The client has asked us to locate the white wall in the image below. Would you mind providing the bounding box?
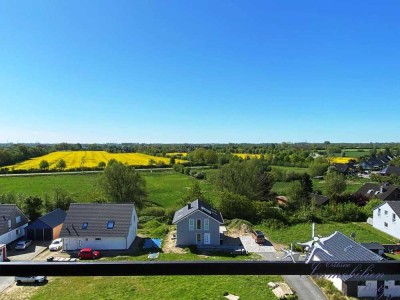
[0,224,27,245]
[372,203,400,239]
[384,280,400,298]
[358,281,377,298]
[327,276,343,292]
[63,237,127,250]
[126,208,138,249]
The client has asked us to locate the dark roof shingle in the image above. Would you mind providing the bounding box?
[172,199,223,224]
[60,203,136,238]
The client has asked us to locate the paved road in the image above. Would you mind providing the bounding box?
[284,275,327,300]
[242,238,327,300]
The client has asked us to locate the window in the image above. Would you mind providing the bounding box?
[189,219,194,231]
[393,213,396,223]
[107,221,115,229]
[196,219,201,230]
[385,210,388,215]
[16,216,21,223]
[378,208,381,216]
[358,281,366,286]
[8,220,11,231]
[16,229,20,235]
[95,238,101,240]
[384,222,388,228]
[204,219,209,231]
[82,222,88,229]
[395,280,400,286]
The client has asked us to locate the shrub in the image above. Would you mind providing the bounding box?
[141,207,166,217]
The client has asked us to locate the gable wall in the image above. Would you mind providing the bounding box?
[373,203,400,239]
[176,210,220,246]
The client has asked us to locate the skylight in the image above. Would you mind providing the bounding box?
[82,222,88,229]
[107,221,115,229]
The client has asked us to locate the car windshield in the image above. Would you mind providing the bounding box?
[53,241,60,244]
[17,242,24,245]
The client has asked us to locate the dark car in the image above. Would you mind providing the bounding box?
[78,248,101,260]
[252,230,265,244]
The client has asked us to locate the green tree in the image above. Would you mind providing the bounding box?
[98,160,147,208]
[22,196,43,220]
[204,149,218,165]
[39,160,50,171]
[363,199,384,218]
[56,159,66,171]
[324,171,346,199]
[219,191,255,221]
[179,182,212,206]
[98,161,106,169]
[309,158,329,177]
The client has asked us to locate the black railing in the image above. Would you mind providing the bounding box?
[2,261,400,277]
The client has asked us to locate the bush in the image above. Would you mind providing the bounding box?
[140,207,166,217]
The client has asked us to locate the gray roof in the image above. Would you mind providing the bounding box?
[311,194,330,206]
[382,201,400,217]
[360,242,385,251]
[60,203,136,238]
[301,231,383,263]
[0,204,29,235]
[172,199,223,224]
[381,166,400,176]
[38,209,66,228]
[354,183,400,201]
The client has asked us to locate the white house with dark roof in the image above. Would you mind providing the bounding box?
[372,201,400,240]
[172,199,223,246]
[298,231,400,299]
[60,203,138,250]
[0,204,29,245]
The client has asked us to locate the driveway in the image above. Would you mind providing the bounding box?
[240,236,276,253]
[0,241,48,293]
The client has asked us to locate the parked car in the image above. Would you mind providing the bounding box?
[252,230,265,244]
[78,248,101,260]
[15,240,32,250]
[15,276,47,284]
[49,238,63,251]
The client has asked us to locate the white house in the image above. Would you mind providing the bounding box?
[299,231,400,299]
[0,204,29,245]
[372,201,400,240]
[60,203,138,251]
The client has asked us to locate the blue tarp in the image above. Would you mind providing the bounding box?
[143,238,162,249]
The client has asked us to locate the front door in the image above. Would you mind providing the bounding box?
[204,233,210,245]
[196,233,202,245]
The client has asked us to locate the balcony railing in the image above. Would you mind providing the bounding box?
[1,261,400,277]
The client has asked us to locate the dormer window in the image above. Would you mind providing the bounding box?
[107,221,115,229]
[82,222,88,229]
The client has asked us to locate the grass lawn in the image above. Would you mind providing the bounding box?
[273,179,364,195]
[30,252,280,300]
[32,274,281,300]
[0,172,220,208]
[0,173,99,202]
[271,165,310,174]
[257,222,397,246]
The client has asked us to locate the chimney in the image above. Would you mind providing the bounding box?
[380,185,385,193]
[187,202,191,209]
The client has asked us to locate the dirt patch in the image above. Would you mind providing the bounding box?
[162,229,188,254]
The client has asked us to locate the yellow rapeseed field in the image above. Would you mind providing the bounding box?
[6,151,186,171]
[328,157,358,164]
[234,153,265,159]
[166,152,188,157]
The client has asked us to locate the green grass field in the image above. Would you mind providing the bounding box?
[0,171,220,208]
[257,222,397,246]
[271,165,310,174]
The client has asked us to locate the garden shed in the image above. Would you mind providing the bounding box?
[26,209,66,241]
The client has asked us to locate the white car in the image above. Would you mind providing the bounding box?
[15,276,47,284]
[49,238,63,251]
[15,240,32,250]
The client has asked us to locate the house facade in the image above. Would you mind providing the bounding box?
[60,203,138,251]
[0,204,29,245]
[26,208,66,241]
[298,231,400,299]
[172,199,223,246]
[372,201,400,240]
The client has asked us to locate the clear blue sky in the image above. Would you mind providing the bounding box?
[1,1,399,143]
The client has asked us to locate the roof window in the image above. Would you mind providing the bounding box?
[82,222,88,230]
[107,221,115,229]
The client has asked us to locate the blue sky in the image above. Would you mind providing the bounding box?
[0,1,399,143]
